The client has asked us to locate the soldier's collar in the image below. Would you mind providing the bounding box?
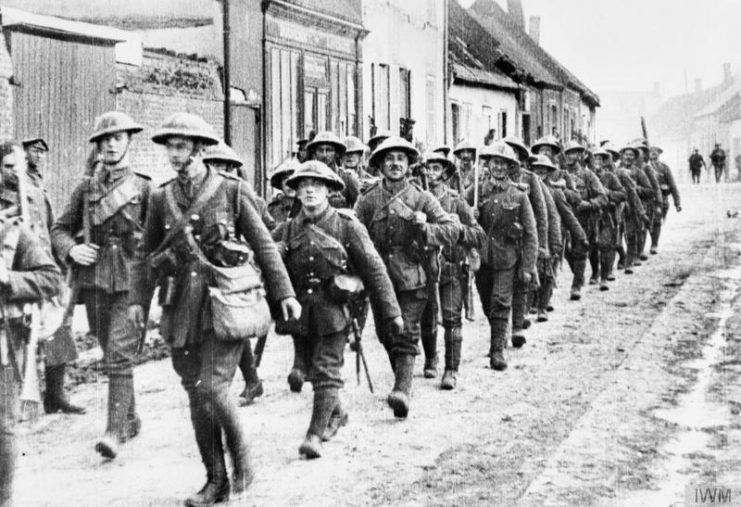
[298,202,332,224]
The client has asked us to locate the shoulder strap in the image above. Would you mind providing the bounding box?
[153,175,224,257]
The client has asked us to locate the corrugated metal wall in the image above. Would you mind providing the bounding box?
[10,30,116,211]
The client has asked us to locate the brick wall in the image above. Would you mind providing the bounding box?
[0,28,14,139]
[115,50,225,184]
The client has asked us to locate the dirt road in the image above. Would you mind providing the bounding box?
[13,183,741,506]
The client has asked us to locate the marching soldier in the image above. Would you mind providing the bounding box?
[354,136,457,418]
[531,135,562,166]
[128,112,300,505]
[452,140,477,191]
[342,136,377,191]
[418,152,485,389]
[306,131,361,209]
[530,155,579,320]
[635,142,663,261]
[504,137,548,345]
[472,142,537,370]
[0,141,63,507]
[648,146,681,254]
[618,144,653,274]
[273,161,401,458]
[589,148,627,289]
[561,141,607,300]
[202,142,272,407]
[51,111,152,458]
[267,158,300,225]
[710,143,727,183]
[0,140,84,416]
[688,148,706,184]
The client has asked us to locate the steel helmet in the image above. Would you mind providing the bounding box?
[306,131,346,157]
[453,139,477,158]
[343,136,367,155]
[503,136,530,162]
[619,143,639,156]
[563,140,586,154]
[650,145,663,154]
[531,135,561,155]
[22,137,49,151]
[369,136,420,168]
[151,112,220,146]
[423,151,455,175]
[602,142,621,161]
[530,154,558,171]
[432,145,452,158]
[479,141,519,164]
[89,111,144,143]
[285,160,345,192]
[269,157,301,189]
[202,142,243,167]
[590,146,611,160]
[368,129,392,151]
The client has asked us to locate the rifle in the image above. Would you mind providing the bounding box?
[349,300,373,393]
[15,153,42,421]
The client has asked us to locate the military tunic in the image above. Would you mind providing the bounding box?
[267,192,295,225]
[0,221,63,506]
[274,206,400,388]
[354,179,457,357]
[51,166,151,375]
[592,169,626,281]
[621,164,653,268]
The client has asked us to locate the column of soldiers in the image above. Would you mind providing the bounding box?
[0,112,684,505]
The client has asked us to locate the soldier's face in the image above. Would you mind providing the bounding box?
[532,165,549,179]
[314,144,337,166]
[298,147,308,162]
[650,150,659,161]
[565,150,581,166]
[296,177,329,209]
[166,136,198,172]
[458,151,475,170]
[98,132,131,165]
[343,152,361,169]
[207,161,230,173]
[537,146,554,159]
[381,150,409,181]
[622,150,636,166]
[593,155,604,171]
[483,156,509,180]
[26,144,47,170]
[427,162,445,182]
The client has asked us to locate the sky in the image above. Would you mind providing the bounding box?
[460,0,741,99]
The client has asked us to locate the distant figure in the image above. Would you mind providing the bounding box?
[483,129,496,146]
[688,148,705,184]
[710,143,726,183]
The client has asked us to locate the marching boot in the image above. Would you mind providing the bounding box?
[570,259,586,301]
[511,328,526,348]
[489,321,507,371]
[44,364,86,415]
[185,392,230,507]
[287,336,307,393]
[387,355,415,418]
[322,399,349,442]
[440,328,462,390]
[650,222,660,255]
[421,328,438,379]
[299,388,338,459]
[537,308,548,322]
[95,373,133,459]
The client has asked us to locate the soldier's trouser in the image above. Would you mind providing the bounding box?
[714,164,724,183]
[475,264,515,348]
[651,201,669,249]
[565,237,589,290]
[624,215,642,268]
[43,326,78,367]
[421,277,464,362]
[536,257,557,311]
[591,224,618,281]
[512,274,532,331]
[691,169,701,184]
[373,288,427,358]
[0,331,23,507]
[295,330,347,390]
[239,340,259,385]
[638,201,654,255]
[172,336,245,483]
[82,290,137,376]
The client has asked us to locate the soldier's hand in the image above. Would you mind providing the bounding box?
[413,211,427,225]
[390,316,404,335]
[280,297,302,321]
[70,243,99,266]
[676,205,682,213]
[519,270,533,284]
[127,304,146,331]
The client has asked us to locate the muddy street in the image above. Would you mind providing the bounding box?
[13,182,741,506]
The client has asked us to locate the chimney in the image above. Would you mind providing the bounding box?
[529,16,540,44]
[724,63,732,83]
[507,0,525,30]
[695,78,703,94]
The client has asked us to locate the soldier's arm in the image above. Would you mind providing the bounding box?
[644,165,663,204]
[50,181,86,263]
[617,171,644,217]
[634,170,654,199]
[527,173,549,252]
[666,166,681,207]
[455,196,486,250]
[347,220,401,321]
[554,190,587,244]
[605,173,627,205]
[4,225,63,301]
[129,189,165,307]
[419,192,458,247]
[541,184,563,254]
[271,222,288,258]
[518,194,538,276]
[343,171,361,208]
[586,171,608,209]
[235,183,295,304]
